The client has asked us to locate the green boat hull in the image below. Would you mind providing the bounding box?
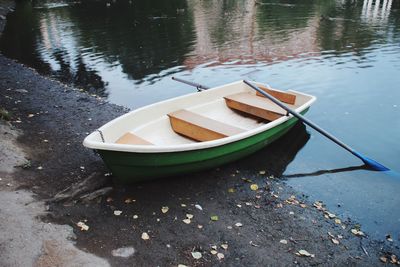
[97,109,308,184]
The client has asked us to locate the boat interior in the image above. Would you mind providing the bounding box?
[107,82,312,147]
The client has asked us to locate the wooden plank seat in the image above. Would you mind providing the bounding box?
[256,85,297,105]
[115,132,152,145]
[168,109,246,142]
[224,93,291,121]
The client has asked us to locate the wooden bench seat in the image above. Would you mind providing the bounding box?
[256,85,297,105]
[224,93,290,121]
[115,132,152,145]
[168,109,245,142]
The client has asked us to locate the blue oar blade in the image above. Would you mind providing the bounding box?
[353,151,390,171]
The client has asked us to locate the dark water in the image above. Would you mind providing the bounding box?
[1,0,399,241]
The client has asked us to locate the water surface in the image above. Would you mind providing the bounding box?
[1,0,399,241]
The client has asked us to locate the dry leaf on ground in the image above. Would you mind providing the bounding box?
[114,210,122,216]
[161,206,169,213]
[191,251,202,259]
[141,232,150,240]
[250,184,259,191]
[76,221,89,231]
[182,219,191,224]
[210,215,219,221]
[296,249,315,258]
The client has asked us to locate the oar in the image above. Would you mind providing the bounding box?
[172,77,210,91]
[171,77,390,171]
[243,80,389,171]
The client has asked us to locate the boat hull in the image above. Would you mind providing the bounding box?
[97,109,308,184]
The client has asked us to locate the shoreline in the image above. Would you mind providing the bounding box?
[0,1,398,266]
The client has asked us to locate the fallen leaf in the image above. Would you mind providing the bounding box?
[191,251,202,259]
[183,219,191,224]
[210,250,218,255]
[197,224,203,229]
[249,241,260,247]
[386,234,393,242]
[195,204,203,211]
[114,210,122,216]
[380,256,388,263]
[161,206,169,213]
[210,215,219,221]
[241,177,252,183]
[181,203,187,207]
[186,214,194,219]
[280,239,288,244]
[390,254,398,263]
[211,245,217,250]
[228,188,235,193]
[76,221,89,231]
[327,212,336,219]
[297,249,314,258]
[141,232,150,240]
[331,238,340,245]
[313,201,324,210]
[217,253,224,260]
[259,170,266,175]
[235,222,243,227]
[300,203,307,208]
[351,229,365,236]
[250,184,259,191]
[334,218,342,224]
[124,198,134,204]
[221,244,228,250]
[27,114,35,118]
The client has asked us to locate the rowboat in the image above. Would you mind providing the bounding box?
[83,80,316,183]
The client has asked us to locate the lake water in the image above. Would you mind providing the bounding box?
[1,0,399,241]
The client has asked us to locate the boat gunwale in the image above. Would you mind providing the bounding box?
[83,81,316,153]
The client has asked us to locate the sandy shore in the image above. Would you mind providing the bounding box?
[0,1,398,266]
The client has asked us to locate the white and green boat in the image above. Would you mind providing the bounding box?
[83,80,316,184]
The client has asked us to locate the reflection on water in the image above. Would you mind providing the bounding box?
[362,0,393,24]
[2,0,399,102]
[1,0,400,241]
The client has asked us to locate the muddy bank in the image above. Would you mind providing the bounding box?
[0,3,399,267]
